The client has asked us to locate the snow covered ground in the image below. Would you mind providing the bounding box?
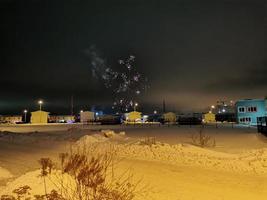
[0,124,267,199]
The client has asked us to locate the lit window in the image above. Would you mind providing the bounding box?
[239,117,251,123]
[247,106,257,112]
[238,107,245,113]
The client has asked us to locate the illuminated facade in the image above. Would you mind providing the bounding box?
[0,115,22,124]
[203,112,216,123]
[80,111,95,123]
[31,111,49,124]
[126,111,142,122]
[163,112,177,123]
[49,115,75,123]
[235,99,267,125]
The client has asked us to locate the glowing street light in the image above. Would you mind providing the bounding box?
[154,110,157,114]
[23,109,27,123]
[80,110,84,113]
[134,103,138,111]
[211,105,215,109]
[38,100,43,111]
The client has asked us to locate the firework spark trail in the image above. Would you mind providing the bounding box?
[88,46,149,112]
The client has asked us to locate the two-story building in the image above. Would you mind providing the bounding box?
[235,99,267,125]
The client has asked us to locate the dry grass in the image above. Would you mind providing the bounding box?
[1,144,146,200]
[191,127,216,148]
[139,137,156,146]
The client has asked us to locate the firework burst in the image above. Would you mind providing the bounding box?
[88,47,149,113]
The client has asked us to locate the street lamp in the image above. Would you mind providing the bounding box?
[134,103,138,111]
[38,100,43,111]
[154,110,157,114]
[23,109,27,123]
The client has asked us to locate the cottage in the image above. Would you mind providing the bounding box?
[163,112,177,123]
[203,112,216,123]
[127,111,142,122]
[31,111,49,124]
[80,111,95,123]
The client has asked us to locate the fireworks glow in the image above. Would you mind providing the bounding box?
[88,46,149,113]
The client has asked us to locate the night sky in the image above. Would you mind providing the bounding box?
[1,0,266,114]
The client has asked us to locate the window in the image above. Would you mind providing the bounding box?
[239,117,251,123]
[238,107,245,113]
[247,106,257,112]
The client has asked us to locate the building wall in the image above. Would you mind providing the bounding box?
[49,115,75,123]
[0,116,22,124]
[235,99,267,125]
[31,111,49,124]
[203,112,216,123]
[163,112,177,122]
[80,111,95,123]
[127,111,142,122]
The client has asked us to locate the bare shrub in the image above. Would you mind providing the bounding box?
[0,195,16,200]
[53,145,143,200]
[0,185,31,200]
[39,158,54,196]
[34,190,65,200]
[57,145,143,200]
[191,127,216,148]
[13,185,31,200]
[139,137,156,146]
[1,145,145,200]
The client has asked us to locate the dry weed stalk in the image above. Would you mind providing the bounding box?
[191,127,216,148]
[1,144,146,200]
[57,144,143,200]
[139,137,156,146]
[39,158,54,197]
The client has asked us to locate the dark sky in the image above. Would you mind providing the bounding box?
[1,0,266,114]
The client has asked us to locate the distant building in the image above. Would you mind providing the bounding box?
[80,111,95,123]
[235,99,267,125]
[163,112,177,123]
[31,111,49,124]
[49,115,75,123]
[203,112,216,123]
[126,111,142,122]
[0,115,22,124]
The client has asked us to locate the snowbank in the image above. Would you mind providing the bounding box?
[74,134,267,174]
[0,170,74,197]
[0,167,12,180]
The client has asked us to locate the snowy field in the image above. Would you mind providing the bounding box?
[0,124,267,199]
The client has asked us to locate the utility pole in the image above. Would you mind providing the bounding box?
[70,95,74,116]
[163,99,166,113]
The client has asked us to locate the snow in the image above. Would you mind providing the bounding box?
[0,124,267,199]
[0,167,12,181]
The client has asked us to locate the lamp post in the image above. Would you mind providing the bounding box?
[38,100,43,111]
[210,105,215,113]
[134,103,138,111]
[23,109,27,123]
